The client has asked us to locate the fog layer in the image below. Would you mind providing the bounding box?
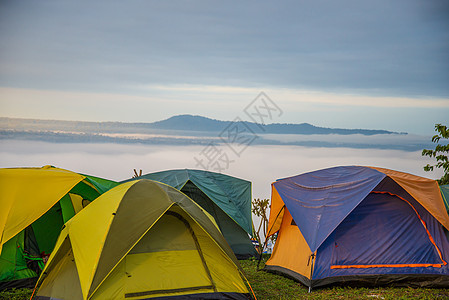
[0,140,441,199]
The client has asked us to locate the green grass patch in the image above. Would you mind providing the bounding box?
[240,257,449,300]
[0,288,33,300]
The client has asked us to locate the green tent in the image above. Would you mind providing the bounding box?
[123,169,257,259]
[0,166,118,290]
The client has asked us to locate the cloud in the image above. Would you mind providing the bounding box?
[142,84,449,109]
[0,140,443,200]
[1,1,448,136]
[0,1,448,98]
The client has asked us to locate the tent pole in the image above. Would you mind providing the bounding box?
[308,253,315,293]
[257,205,285,270]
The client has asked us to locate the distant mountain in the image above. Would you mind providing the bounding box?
[0,115,402,136]
[147,115,400,135]
[149,115,229,132]
[2,116,431,151]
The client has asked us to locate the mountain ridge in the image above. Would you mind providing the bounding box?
[144,114,402,135]
[0,114,404,136]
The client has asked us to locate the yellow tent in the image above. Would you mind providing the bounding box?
[0,166,117,289]
[33,179,250,300]
[1,166,83,253]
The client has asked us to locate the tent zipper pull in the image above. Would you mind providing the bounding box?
[307,253,315,266]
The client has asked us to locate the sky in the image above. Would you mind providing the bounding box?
[1,1,448,135]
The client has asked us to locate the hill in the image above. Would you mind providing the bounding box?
[0,115,401,136]
[146,115,399,135]
[1,116,429,151]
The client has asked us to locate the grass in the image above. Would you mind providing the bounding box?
[2,258,449,300]
[240,257,449,300]
[0,288,33,300]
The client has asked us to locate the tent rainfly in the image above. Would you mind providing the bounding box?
[265,166,449,289]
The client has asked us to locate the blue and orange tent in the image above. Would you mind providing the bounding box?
[265,166,449,289]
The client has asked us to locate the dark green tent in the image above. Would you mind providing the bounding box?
[123,169,257,259]
[441,185,449,215]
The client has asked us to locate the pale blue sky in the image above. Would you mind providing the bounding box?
[1,0,448,135]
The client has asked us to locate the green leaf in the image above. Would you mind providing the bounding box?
[424,124,448,183]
